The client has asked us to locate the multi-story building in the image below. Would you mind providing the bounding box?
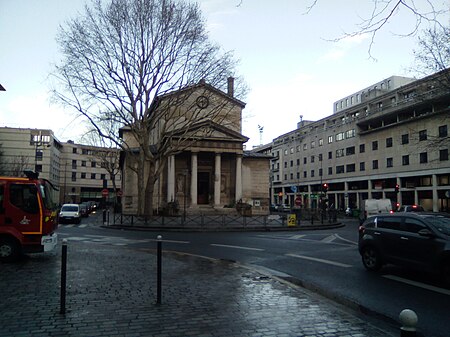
[0,127,121,205]
[264,69,450,212]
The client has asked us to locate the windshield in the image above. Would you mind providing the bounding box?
[39,181,57,211]
[61,205,79,212]
[426,216,450,236]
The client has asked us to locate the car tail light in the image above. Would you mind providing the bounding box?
[389,210,394,214]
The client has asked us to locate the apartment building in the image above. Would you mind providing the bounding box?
[0,127,121,205]
[264,69,450,212]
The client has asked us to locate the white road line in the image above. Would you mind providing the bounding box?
[334,234,358,245]
[290,234,306,240]
[383,275,450,296]
[286,253,352,268]
[321,234,337,243]
[148,239,190,244]
[211,244,265,251]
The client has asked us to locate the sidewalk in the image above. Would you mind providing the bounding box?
[0,240,398,337]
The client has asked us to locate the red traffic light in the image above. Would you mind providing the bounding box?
[322,183,329,192]
[395,184,400,193]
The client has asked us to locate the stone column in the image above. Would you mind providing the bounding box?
[396,177,402,207]
[235,155,242,202]
[214,153,221,206]
[432,174,438,212]
[307,185,312,209]
[167,155,175,202]
[368,179,372,199]
[190,152,198,206]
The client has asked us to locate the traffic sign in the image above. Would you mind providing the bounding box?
[102,188,109,197]
[295,196,302,206]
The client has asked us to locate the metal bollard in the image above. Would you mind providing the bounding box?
[156,235,162,305]
[399,309,418,337]
[60,239,68,315]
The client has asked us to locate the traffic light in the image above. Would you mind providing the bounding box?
[322,183,328,193]
[395,184,400,193]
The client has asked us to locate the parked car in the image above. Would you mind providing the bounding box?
[359,198,393,223]
[276,204,291,212]
[59,204,81,224]
[79,203,89,217]
[358,212,450,286]
[397,205,425,212]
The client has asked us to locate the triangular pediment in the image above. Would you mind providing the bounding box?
[170,120,249,143]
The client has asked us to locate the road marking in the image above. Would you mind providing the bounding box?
[286,253,352,268]
[383,275,450,296]
[321,234,337,243]
[290,234,306,239]
[211,244,265,251]
[148,239,190,244]
[334,234,358,245]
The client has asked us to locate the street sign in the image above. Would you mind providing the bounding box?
[288,214,297,227]
[102,188,109,197]
[295,196,302,206]
[291,185,297,193]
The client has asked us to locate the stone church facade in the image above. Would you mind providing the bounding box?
[120,78,271,215]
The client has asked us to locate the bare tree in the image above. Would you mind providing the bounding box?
[305,0,449,57]
[52,0,247,216]
[81,126,121,200]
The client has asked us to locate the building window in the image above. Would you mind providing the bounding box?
[81,161,86,167]
[319,138,323,146]
[372,160,378,169]
[71,172,77,182]
[328,135,333,144]
[359,144,365,153]
[284,174,287,180]
[290,173,293,179]
[72,148,77,154]
[318,153,323,161]
[346,146,355,156]
[284,149,288,155]
[304,157,307,164]
[311,141,315,148]
[35,164,42,172]
[346,164,355,172]
[440,149,449,161]
[296,159,300,165]
[72,160,77,169]
[336,165,345,174]
[439,125,448,138]
[336,149,344,158]
[401,134,409,144]
[336,132,345,141]
[91,173,96,179]
[328,151,332,159]
[81,172,86,179]
[386,137,393,148]
[311,156,315,163]
[311,170,315,177]
[419,152,428,163]
[303,171,307,178]
[328,167,333,175]
[386,158,393,168]
[372,141,378,150]
[360,162,365,171]
[419,130,427,141]
[346,129,355,138]
[402,155,409,166]
[303,144,307,150]
[290,160,293,167]
[297,172,300,179]
[284,162,287,168]
[91,161,96,168]
[35,150,43,162]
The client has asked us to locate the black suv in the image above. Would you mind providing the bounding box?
[358,213,450,285]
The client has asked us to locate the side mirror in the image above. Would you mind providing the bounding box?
[418,229,435,238]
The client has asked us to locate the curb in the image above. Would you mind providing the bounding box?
[101,222,345,232]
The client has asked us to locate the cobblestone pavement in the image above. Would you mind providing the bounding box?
[0,240,398,337]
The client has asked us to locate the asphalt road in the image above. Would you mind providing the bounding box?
[58,214,450,337]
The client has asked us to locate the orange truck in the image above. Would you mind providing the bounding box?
[0,170,58,262]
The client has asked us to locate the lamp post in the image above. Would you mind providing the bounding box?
[182,169,189,223]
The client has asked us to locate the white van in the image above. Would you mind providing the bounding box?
[360,199,393,223]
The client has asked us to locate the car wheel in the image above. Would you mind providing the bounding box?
[0,237,21,262]
[361,246,382,271]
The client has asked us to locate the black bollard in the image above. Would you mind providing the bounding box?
[156,235,162,305]
[60,239,68,315]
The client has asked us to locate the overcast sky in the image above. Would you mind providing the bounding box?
[1,0,448,148]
